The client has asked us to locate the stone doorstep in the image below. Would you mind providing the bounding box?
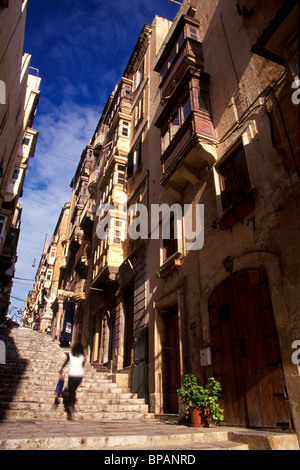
[228,429,300,451]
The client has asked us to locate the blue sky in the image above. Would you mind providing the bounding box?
[10,0,180,315]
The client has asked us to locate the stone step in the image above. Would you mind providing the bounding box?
[0,375,115,385]
[0,422,246,450]
[0,409,153,421]
[0,385,133,396]
[0,401,149,412]
[0,390,140,401]
[0,328,151,425]
[0,395,148,410]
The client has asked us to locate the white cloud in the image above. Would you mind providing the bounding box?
[10,98,100,309]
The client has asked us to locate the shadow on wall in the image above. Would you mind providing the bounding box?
[0,327,29,422]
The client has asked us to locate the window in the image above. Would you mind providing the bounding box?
[161,94,192,153]
[121,121,130,137]
[0,215,6,236]
[117,164,126,185]
[163,215,178,261]
[22,134,31,146]
[188,26,199,41]
[12,168,20,181]
[127,140,142,178]
[132,60,144,92]
[218,145,251,211]
[182,96,191,121]
[171,110,180,139]
[134,92,144,128]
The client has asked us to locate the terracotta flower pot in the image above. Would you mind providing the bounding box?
[190,407,210,428]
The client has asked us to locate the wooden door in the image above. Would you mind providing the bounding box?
[123,284,134,368]
[133,327,148,401]
[209,270,291,429]
[165,306,181,413]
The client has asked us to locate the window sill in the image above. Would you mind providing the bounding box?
[157,252,182,279]
[218,193,255,231]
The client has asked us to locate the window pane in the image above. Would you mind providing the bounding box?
[12,169,20,180]
[183,96,191,121]
[171,110,180,139]
[169,45,176,65]
[161,61,169,80]
[198,92,209,111]
[219,146,250,210]
[162,129,170,152]
[188,27,198,41]
[178,30,184,50]
[163,216,178,260]
[232,148,251,196]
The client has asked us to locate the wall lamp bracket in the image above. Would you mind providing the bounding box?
[236,3,251,18]
[222,256,234,275]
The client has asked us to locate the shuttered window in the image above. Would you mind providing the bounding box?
[126,140,142,179]
[219,145,251,211]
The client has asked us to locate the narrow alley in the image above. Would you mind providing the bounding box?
[0,327,298,451]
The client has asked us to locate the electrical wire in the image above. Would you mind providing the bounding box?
[196,71,288,149]
[0,136,80,163]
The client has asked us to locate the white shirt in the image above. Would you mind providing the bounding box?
[68,353,85,377]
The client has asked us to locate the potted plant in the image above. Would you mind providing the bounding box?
[177,373,224,427]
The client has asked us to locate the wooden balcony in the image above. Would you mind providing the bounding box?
[69,225,84,252]
[159,38,204,102]
[73,278,87,303]
[159,109,217,199]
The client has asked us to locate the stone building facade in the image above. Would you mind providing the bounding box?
[30,0,299,439]
[0,0,40,320]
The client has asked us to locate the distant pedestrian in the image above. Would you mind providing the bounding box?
[59,343,85,420]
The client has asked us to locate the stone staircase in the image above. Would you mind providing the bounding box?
[1,327,299,450]
[0,327,150,421]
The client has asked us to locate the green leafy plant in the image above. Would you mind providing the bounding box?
[156,269,162,279]
[177,373,224,425]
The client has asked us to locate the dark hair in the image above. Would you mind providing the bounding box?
[71,343,84,357]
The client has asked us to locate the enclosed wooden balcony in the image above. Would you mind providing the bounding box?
[155,70,217,200]
[155,15,204,102]
[73,278,87,303]
[157,37,204,102]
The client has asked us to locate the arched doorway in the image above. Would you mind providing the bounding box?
[208,269,292,429]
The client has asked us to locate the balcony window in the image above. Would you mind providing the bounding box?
[22,134,31,146]
[160,28,188,81]
[188,26,199,41]
[12,168,20,181]
[117,164,126,185]
[0,215,6,237]
[161,94,191,153]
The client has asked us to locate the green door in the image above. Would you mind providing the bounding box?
[133,327,148,402]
